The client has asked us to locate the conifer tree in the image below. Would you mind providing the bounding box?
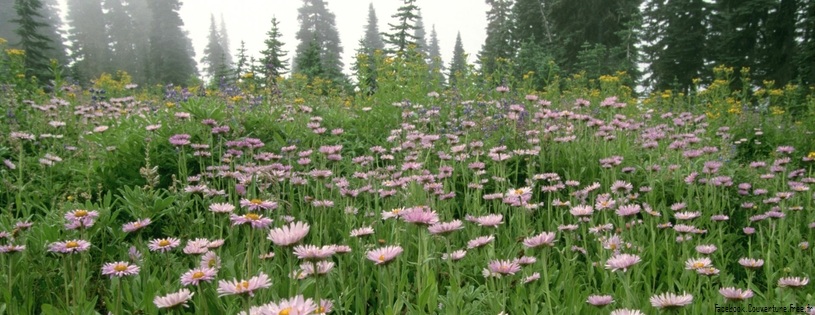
[643,0,708,92]
[294,0,344,82]
[295,34,324,81]
[428,24,445,85]
[147,0,197,85]
[1,0,20,45]
[219,13,233,68]
[414,10,427,56]
[11,0,53,81]
[363,2,385,52]
[383,0,420,54]
[235,40,248,79]
[67,0,110,82]
[40,0,67,66]
[259,17,289,84]
[478,0,514,76]
[105,0,140,78]
[201,13,227,80]
[448,31,467,87]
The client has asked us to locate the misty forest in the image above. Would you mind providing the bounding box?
[1,0,815,314]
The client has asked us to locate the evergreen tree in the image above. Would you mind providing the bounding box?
[642,0,709,92]
[448,31,467,87]
[414,9,427,56]
[478,0,514,76]
[294,0,344,83]
[11,0,53,81]
[235,40,248,79]
[712,0,798,87]
[428,24,446,85]
[363,2,385,52]
[799,0,815,85]
[105,0,140,78]
[125,0,152,84]
[383,0,420,54]
[547,0,643,77]
[259,17,289,84]
[67,0,110,82]
[219,13,234,68]
[513,0,553,47]
[295,34,324,80]
[201,13,227,80]
[40,0,67,66]
[147,0,197,85]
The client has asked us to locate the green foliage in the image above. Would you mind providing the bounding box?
[259,17,289,86]
[11,0,53,82]
[382,0,420,54]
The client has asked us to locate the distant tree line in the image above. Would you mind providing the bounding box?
[3,0,814,93]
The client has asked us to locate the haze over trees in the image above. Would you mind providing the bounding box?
[1,0,814,93]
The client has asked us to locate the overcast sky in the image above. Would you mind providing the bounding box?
[177,0,489,76]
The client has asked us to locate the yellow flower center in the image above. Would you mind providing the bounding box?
[515,189,524,195]
[601,201,609,206]
[693,262,705,269]
[610,244,617,250]
[280,308,292,315]
[133,222,141,227]
[207,260,216,268]
[315,306,325,313]
[66,241,79,248]
[391,208,401,214]
[235,281,249,291]
[250,199,263,205]
[245,214,260,221]
[74,210,88,217]
[192,271,205,279]
[158,240,171,247]
[378,254,385,261]
[113,265,128,272]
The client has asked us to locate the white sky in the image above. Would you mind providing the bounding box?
[178,0,489,76]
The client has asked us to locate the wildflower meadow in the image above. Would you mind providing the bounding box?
[2,46,815,315]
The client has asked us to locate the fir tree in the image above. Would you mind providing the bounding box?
[11,0,53,81]
[147,0,197,85]
[428,24,445,85]
[219,13,233,68]
[363,2,385,52]
[201,13,227,80]
[235,40,248,79]
[295,34,324,81]
[67,0,110,82]
[448,31,467,87]
[39,0,67,66]
[414,9,427,56]
[642,0,708,92]
[259,17,289,84]
[1,0,20,45]
[294,0,344,82]
[126,0,152,84]
[105,0,140,79]
[799,0,815,85]
[383,0,420,54]
[478,0,514,76]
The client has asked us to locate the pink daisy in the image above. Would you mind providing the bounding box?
[778,277,809,288]
[610,310,645,315]
[154,288,193,308]
[586,295,614,306]
[48,239,91,254]
[240,198,278,211]
[148,237,181,252]
[442,250,467,261]
[401,207,440,225]
[268,222,310,247]
[472,214,503,227]
[101,261,140,278]
[605,254,641,272]
[200,251,221,270]
[650,292,693,309]
[216,272,272,297]
[264,295,318,315]
[428,220,463,235]
[718,287,753,301]
[121,218,151,233]
[180,267,217,286]
[292,245,336,261]
[523,231,557,248]
[366,246,403,265]
[209,203,235,213]
[230,213,274,229]
[488,259,521,275]
[350,226,374,237]
[467,235,495,249]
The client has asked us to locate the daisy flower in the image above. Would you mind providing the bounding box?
[428,220,463,235]
[718,287,753,301]
[488,260,521,275]
[586,295,614,306]
[209,203,235,213]
[216,272,272,297]
[605,254,641,272]
[442,250,467,261]
[180,267,217,286]
[268,222,310,247]
[121,218,151,233]
[367,246,403,265]
[292,245,336,261]
[350,226,374,237]
[48,240,91,254]
[230,213,274,229]
[264,295,318,315]
[472,214,503,227]
[523,231,556,248]
[467,235,495,249]
[240,198,278,211]
[101,261,140,278]
[610,310,644,315]
[200,251,221,270]
[650,292,693,309]
[154,288,194,308]
[148,237,181,252]
[778,277,809,288]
